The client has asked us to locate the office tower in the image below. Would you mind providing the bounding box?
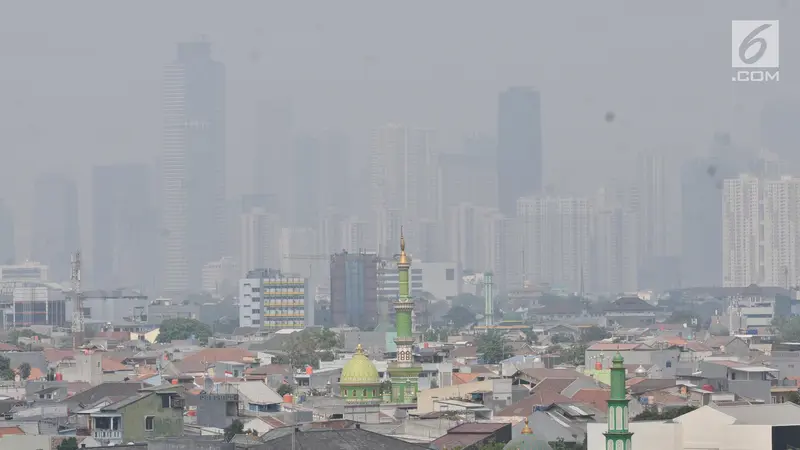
[161,40,226,293]
[239,268,308,330]
[438,152,498,215]
[329,251,379,329]
[369,124,438,222]
[92,164,155,290]
[682,133,751,288]
[636,152,668,261]
[517,195,590,293]
[446,203,502,274]
[592,208,639,294]
[0,200,14,265]
[763,176,800,288]
[239,207,281,275]
[31,173,79,282]
[254,99,293,216]
[497,87,543,216]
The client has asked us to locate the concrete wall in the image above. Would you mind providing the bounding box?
[417,379,495,413]
[0,435,51,450]
[121,392,184,442]
[587,421,682,450]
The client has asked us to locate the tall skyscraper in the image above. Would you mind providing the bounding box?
[497,87,543,216]
[0,200,14,265]
[161,40,226,293]
[31,173,79,282]
[239,207,281,275]
[92,164,155,290]
[636,152,668,261]
[254,99,293,216]
[517,195,590,293]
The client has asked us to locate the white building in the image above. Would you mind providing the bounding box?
[722,175,800,288]
[637,151,669,260]
[517,196,591,293]
[587,403,800,450]
[239,269,310,330]
[591,184,639,294]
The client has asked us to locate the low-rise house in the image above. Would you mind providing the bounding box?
[87,384,185,445]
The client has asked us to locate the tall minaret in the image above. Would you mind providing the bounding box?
[605,352,633,449]
[388,228,422,403]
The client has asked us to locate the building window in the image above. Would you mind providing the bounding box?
[343,390,347,397]
[362,389,367,396]
[352,390,356,397]
[372,389,376,396]
[162,395,171,408]
[445,269,454,281]
[145,416,154,431]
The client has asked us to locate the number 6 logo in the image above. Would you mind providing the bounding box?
[739,24,771,65]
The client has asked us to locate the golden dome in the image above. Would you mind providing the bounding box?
[340,344,380,385]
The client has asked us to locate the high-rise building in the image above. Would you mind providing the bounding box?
[329,251,378,329]
[592,207,639,294]
[0,200,14,265]
[238,268,308,330]
[254,99,293,216]
[437,151,497,215]
[517,196,590,293]
[497,87,543,216]
[31,173,79,282]
[369,124,438,222]
[239,207,280,275]
[636,152,668,262]
[162,40,226,293]
[723,175,800,288]
[92,164,155,290]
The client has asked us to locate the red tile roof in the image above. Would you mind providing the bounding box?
[102,358,130,372]
[0,426,24,436]
[452,373,481,385]
[181,348,255,364]
[0,343,19,351]
[570,388,610,410]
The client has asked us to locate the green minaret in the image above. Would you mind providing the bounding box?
[604,352,633,450]
[388,230,422,403]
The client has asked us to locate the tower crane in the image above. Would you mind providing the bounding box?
[70,251,84,349]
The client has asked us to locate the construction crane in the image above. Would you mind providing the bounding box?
[70,251,83,349]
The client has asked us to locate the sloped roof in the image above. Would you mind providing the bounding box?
[181,348,255,364]
[261,426,426,449]
[63,382,147,407]
[233,382,283,405]
[569,389,610,410]
[102,357,130,372]
[0,426,24,436]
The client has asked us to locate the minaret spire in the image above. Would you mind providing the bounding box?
[604,352,633,449]
[388,228,421,403]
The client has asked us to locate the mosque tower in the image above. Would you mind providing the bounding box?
[388,229,422,403]
[604,352,633,449]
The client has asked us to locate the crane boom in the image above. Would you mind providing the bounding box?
[70,251,83,348]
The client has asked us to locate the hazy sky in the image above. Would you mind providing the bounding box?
[0,1,797,257]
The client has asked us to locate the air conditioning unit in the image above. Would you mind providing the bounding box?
[172,397,185,408]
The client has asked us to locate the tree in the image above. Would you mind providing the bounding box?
[451,293,484,313]
[283,330,320,369]
[7,328,41,345]
[0,356,13,380]
[550,438,569,450]
[319,350,335,362]
[580,326,611,343]
[315,328,340,351]
[156,318,212,344]
[224,419,245,441]
[476,331,513,364]
[788,391,800,405]
[522,328,538,345]
[633,405,696,421]
[57,437,79,450]
[773,316,800,342]
[17,362,31,380]
[380,380,392,394]
[444,305,476,329]
[277,383,293,396]
[560,344,588,366]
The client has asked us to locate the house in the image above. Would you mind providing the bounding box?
[430,422,512,450]
[87,384,185,445]
[603,296,658,328]
[217,381,283,414]
[261,424,426,449]
[699,359,779,403]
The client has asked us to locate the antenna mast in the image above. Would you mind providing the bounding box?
[70,251,83,349]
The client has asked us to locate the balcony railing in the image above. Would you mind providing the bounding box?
[93,429,122,441]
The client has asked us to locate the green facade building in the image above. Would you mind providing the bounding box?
[388,231,422,403]
[339,343,382,403]
[604,352,633,450]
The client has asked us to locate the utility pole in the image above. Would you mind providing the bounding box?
[70,251,84,349]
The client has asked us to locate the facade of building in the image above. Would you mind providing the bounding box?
[239,269,309,330]
[497,87,543,216]
[330,251,379,329]
[0,199,13,265]
[2,283,67,328]
[388,233,421,403]
[92,163,155,291]
[66,289,149,327]
[201,256,239,296]
[162,40,226,293]
[0,262,48,282]
[31,173,79,283]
